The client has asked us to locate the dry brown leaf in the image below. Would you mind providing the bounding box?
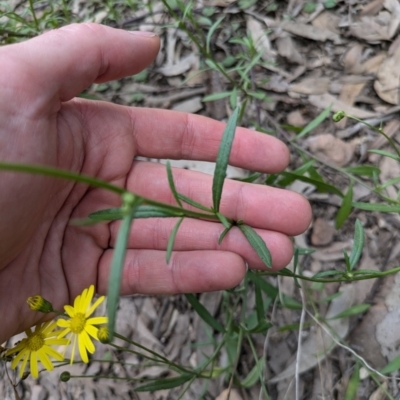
[369,381,389,400]
[287,110,308,127]
[157,53,199,77]
[374,46,400,104]
[361,0,385,16]
[311,241,352,262]
[379,156,400,198]
[308,134,355,167]
[308,93,378,119]
[289,77,330,95]
[172,96,203,113]
[276,35,304,64]
[246,17,275,62]
[311,11,340,34]
[361,52,386,74]
[281,20,342,44]
[342,44,364,74]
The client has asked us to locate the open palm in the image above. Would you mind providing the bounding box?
[0,24,311,344]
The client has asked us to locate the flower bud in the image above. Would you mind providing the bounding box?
[332,111,346,122]
[60,371,71,382]
[27,296,54,313]
[98,326,111,344]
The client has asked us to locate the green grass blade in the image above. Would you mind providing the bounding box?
[254,284,264,325]
[343,165,381,177]
[349,219,364,270]
[381,355,400,374]
[329,304,370,319]
[216,212,231,229]
[368,149,400,162]
[335,181,353,229]
[206,16,224,54]
[177,193,212,212]
[212,106,239,212]
[345,362,360,400]
[0,162,125,194]
[218,226,232,244]
[135,375,193,392]
[166,217,184,263]
[238,224,272,268]
[185,293,225,333]
[166,161,183,208]
[107,211,135,339]
[294,104,332,140]
[240,357,265,388]
[202,91,232,102]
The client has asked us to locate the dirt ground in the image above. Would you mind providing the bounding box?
[3,0,400,399]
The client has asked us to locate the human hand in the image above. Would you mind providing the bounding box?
[0,23,311,344]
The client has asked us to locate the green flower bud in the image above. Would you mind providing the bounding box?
[97,326,111,344]
[60,371,71,382]
[333,111,346,122]
[27,296,54,313]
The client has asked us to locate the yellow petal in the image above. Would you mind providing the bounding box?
[11,348,28,369]
[19,352,30,378]
[37,348,53,371]
[81,285,95,313]
[82,330,95,354]
[41,321,58,336]
[64,305,75,318]
[73,292,82,312]
[85,324,99,340]
[78,334,89,363]
[45,338,69,346]
[86,296,105,317]
[30,351,39,379]
[57,327,71,339]
[43,345,65,361]
[86,317,107,326]
[70,334,77,365]
[57,319,70,328]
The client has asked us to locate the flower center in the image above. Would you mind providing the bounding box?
[27,334,45,351]
[70,312,86,334]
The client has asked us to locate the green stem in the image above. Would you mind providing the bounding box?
[28,0,39,31]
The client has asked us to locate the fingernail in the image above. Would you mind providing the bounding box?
[129,30,157,37]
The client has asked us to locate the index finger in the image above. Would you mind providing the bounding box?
[130,107,290,173]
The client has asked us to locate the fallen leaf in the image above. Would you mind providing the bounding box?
[276,35,304,64]
[281,20,342,44]
[289,77,330,95]
[246,17,275,62]
[308,134,355,167]
[172,96,203,113]
[157,53,199,77]
[342,44,364,74]
[311,11,341,35]
[311,218,335,246]
[215,389,243,400]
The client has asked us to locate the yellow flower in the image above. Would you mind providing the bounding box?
[6,321,68,378]
[57,285,107,364]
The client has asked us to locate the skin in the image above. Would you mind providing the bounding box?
[0,23,312,345]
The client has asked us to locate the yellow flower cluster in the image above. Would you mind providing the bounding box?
[5,285,108,379]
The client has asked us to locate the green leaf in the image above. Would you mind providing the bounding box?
[335,181,353,229]
[368,149,400,162]
[345,362,360,400]
[247,272,302,309]
[343,165,381,177]
[352,202,400,213]
[295,104,332,140]
[233,172,262,183]
[166,217,184,264]
[312,270,344,279]
[279,172,343,197]
[212,107,239,212]
[185,293,225,333]
[166,161,183,208]
[249,320,273,334]
[206,16,224,54]
[238,224,272,268]
[329,303,370,320]
[216,212,231,229]
[240,357,265,388]
[218,225,232,244]
[202,91,232,102]
[135,374,193,392]
[177,193,212,212]
[254,284,264,325]
[107,199,141,338]
[349,219,364,270]
[381,354,400,374]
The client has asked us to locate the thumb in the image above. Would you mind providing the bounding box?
[1,23,160,109]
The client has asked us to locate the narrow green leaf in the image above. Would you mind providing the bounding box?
[206,16,224,54]
[368,149,400,162]
[249,320,273,334]
[312,270,344,279]
[240,357,265,388]
[349,219,364,270]
[216,212,231,229]
[230,86,238,109]
[254,284,264,325]
[279,172,343,197]
[202,91,232,102]
[335,181,353,229]
[295,104,332,140]
[177,193,212,212]
[218,226,232,244]
[135,375,193,392]
[166,217,184,263]
[343,165,381,177]
[381,354,400,374]
[329,303,370,320]
[238,224,272,268]
[212,107,239,212]
[345,362,360,400]
[166,161,183,208]
[233,172,262,183]
[352,202,400,213]
[185,293,225,333]
[248,272,302,309]
[107,199,141,338]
